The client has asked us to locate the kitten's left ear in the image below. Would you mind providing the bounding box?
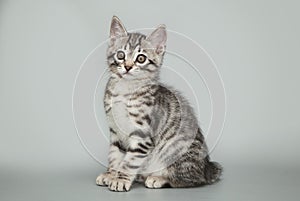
[110,16,127,39]
[146,25,167,54]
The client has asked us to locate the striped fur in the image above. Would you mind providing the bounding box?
[96,16,222,192]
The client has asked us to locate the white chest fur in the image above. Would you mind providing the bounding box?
[107,79,144,136]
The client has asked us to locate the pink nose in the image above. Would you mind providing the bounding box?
[124,61,134,71]
[124,66,132,71]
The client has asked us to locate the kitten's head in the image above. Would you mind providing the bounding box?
[107,16,167,81]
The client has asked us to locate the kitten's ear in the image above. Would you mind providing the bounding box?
[146,25,167,54]
[110,16,127,39]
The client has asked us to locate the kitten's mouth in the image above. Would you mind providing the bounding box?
[123,72,132,75]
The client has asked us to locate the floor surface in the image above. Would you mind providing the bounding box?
[1,162,299,201]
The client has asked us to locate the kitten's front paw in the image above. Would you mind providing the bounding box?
[96,172,112,186]
[108,178,132,192]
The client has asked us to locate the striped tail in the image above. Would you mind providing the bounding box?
[205,161,223,184]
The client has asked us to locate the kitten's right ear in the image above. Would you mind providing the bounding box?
[146,24,167,55]
[110,16,127,40]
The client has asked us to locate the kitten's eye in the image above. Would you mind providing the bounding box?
[116,50,125,60]
[136,54,147,64]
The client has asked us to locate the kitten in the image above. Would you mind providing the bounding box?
[96,16,222,192]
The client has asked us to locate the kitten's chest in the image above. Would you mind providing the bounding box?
[109,94,143,119]
[106,93,142,135]
[107,79,146,114]
[105,79,154,135]
[111,95,129,115]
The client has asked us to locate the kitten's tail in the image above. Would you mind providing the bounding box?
[205,161,223,184]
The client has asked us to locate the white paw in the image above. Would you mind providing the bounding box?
[145,176,167,188]
[96,172,112,186]
[108,178,132,192]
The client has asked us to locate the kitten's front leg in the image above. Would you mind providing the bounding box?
[108,130,153,192]
[96,132,126,186]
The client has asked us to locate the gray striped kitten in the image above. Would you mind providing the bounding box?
[96,16,222,192]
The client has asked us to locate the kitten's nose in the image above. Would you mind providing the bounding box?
[124,66,132,71]
[124,61,134,71]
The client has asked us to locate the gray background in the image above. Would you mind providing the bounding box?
[1,0,299,200]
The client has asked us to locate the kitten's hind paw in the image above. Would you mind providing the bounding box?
[145,176,170,189]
